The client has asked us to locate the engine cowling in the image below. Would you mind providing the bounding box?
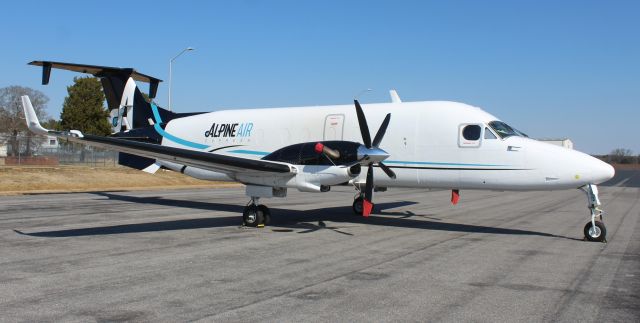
[258,141,368,192]
[262,141,361,166]
[235,164,356,193]
[292,164,355,192]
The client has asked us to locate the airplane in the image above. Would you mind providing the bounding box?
[21,61,615,242]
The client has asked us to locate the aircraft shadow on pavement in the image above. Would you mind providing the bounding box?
[14,192,559,239]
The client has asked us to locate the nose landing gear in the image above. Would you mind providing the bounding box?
[581,184,607,243]
[584,220,606,242]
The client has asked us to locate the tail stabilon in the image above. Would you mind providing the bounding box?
[29,61,177,133]
[29,61,195,171]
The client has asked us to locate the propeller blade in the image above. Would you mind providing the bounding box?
[378,162,396,179]
[354,100,372,148]
[323,146,341,159]
[372,113,391,148]
[363,163,374,216]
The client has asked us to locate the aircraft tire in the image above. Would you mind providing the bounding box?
[258,205,271,225]
[352,197,364,215]
[583,220,607,242]
[243,205,264,227]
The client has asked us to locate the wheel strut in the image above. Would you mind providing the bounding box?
[581,184,607,243]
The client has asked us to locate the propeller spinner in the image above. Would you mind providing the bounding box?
[353,100,395,216]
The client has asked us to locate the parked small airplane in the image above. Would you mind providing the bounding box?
[22,61,614,242]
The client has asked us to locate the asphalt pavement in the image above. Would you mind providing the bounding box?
[1,171,638,322]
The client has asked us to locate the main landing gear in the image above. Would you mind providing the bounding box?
[581,184,607,243]
[243,197,271,227]
[352,194,374,215]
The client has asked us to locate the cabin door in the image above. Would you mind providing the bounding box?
[323,114,344,140]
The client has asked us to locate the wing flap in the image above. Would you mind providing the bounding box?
[79,134,291,174]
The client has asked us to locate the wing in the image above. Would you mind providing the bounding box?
[21,96,292,175]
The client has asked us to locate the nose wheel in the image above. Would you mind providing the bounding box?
[584,220,606,242]
[581,184,607,243]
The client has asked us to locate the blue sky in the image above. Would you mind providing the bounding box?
[1,0,638,154]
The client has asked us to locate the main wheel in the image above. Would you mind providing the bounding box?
[258,205,271,225]
[583,220,607,242]
[353,197,374,215]
[243,205,264,227]
[352,197,364,215]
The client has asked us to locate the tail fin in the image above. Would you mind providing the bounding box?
[29,61,178,134]
[21,95,49,136]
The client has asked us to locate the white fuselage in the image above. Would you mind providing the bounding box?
[160,101,614,191]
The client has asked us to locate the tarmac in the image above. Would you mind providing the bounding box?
[1,170,638,322]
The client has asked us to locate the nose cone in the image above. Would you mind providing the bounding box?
[357,145,390,164]
[592,159,615,184]
[526,139,616,188]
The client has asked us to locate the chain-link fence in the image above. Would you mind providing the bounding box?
[0,134,118,167]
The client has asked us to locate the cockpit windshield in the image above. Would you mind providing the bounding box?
[488,121,529,139]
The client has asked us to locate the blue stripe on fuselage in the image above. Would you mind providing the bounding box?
[150,103,209,150]
[384,160,507,167]
[227,150,507,167]
[228,149,269,156]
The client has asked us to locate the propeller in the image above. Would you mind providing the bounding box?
[353,100,395,216]
[314,142,341,160]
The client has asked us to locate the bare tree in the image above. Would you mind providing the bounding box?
[609,148,635,164]
[0,86,49,156]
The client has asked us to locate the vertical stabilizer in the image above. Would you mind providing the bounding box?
[28,61,173,171]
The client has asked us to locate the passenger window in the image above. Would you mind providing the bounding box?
[462,125,481,140]
[458,124,482,148]
[484,127,497,139]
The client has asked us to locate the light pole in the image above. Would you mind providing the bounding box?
[168,47,195,111]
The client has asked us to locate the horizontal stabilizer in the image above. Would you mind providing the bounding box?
[29,61,162,98]
[142,162,162,174]
[119,152,158,172]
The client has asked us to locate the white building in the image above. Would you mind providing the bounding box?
[0,135,59,157]
[41,135,60,149]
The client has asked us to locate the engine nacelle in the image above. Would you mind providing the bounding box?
[262,141,361,166]
[348,164,362,177]
[235,164,354,193]
[291,165,354,192]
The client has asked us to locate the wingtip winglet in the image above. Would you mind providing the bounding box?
[21,95,49,136]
